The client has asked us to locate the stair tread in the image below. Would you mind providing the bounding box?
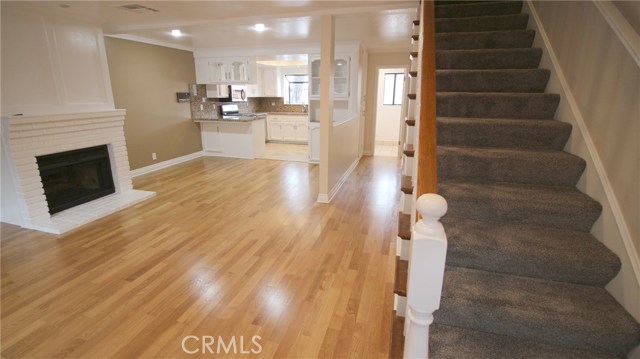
[439,181,602,232]
[437,48,542,69]
[441,216,621,286]
[436,13,529,33]
[430,324,620,359]
[401,175,413,194]
[435,266,640,356]
[398,212,411,240]
[437,92,560,120]
[403,143,415,157]
[437,117,572,150]
[436,29,535,50]
[405,117,416,126]
[390,312,405,359]
[437,145,585,186]
[394,257,408,296]
[437,68,551,93]
[435,1,522,19]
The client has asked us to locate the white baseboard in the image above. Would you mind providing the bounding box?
[526,1,640,320]
[317,158,359,203]
[130,151,204,178]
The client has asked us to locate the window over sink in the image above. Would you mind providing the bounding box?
[284,74,308,105]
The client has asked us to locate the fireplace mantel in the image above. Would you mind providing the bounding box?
[1,110,154,234]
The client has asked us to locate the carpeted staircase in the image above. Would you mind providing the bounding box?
[392,1,640,358]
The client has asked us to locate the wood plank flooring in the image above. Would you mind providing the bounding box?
[1,156,399,358]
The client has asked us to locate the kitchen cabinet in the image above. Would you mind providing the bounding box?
[199,119,265,159]
[195,57,254,84]
[202,123,222,152]
[308,55,350,98]
[308,122,320,163]
[267,114,308,143]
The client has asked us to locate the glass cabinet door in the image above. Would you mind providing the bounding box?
[334,58,349,97]
[310,58,321,97]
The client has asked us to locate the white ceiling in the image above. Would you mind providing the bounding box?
[9,1,417,52]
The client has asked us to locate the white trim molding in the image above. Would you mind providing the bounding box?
[593,0,640,68]
[317,158,359,204]
[130,151,204,178]
[526,1,640,307]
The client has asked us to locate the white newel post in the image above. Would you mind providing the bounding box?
[404,194,448,359]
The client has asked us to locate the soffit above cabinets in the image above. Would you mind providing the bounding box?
[3,1,415,52]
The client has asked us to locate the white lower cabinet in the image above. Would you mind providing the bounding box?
[200,120,265,159]
[201,123,222,152]
[308,122,320,163]
[267,114,309,143]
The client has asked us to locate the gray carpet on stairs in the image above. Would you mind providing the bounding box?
[417,0,640,357]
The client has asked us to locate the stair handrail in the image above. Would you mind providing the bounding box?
[404,194,448,358]
[416,0,437,196]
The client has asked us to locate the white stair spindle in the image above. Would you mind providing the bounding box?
[404,194,448,359]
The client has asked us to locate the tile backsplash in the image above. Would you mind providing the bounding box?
[189,85,306,120]
[247,97,306,113]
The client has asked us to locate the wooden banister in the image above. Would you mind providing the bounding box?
[416,1,437,196]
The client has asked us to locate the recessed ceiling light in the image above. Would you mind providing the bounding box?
[171,29,182,37]
[253,23,266,32]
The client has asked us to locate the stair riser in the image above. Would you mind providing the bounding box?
[437,148,585,187]
[436,30,535,50]
[437,70,550,93]
[435,1,523,19]
[436,14,529,33]
[439,184,602,232]
[437,118,572,150]
[437,93,560,119]
[437,48,542,69]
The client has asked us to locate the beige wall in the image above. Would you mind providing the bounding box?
[104,37,202,170]
[363,52,410,155]
[527,1,640,320]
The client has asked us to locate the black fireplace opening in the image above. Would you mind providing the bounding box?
[36,145,115,215]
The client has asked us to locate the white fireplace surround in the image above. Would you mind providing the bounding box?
[1,110,155,234]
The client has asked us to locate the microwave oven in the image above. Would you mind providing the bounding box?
[230,85,247,102]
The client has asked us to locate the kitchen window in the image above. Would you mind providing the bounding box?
[383,73,404,105]
[285,74,309,105]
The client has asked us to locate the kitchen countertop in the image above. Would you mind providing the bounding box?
[193,116,265,123]
[266,112,309,116]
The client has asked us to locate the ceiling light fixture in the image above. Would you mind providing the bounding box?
[171,29,182,38]
[253,23,266,32]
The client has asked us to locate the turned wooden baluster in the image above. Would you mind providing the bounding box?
[404,194,448,359]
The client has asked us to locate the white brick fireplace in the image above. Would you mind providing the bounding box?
[1,110,155,234]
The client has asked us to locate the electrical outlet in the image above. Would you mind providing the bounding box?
[152,153,157,160]
[200,104,204,110]
[271,102,275,106]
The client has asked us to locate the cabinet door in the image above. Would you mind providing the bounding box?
[229,60,248,82]
[309,58,321,98]
[295,123,308,142]
[309,124,320,162]
[333,57,349,97]
[281,122,296,142]
[208,61,228,83]
[269,122,282,141]
[202,124,222,152]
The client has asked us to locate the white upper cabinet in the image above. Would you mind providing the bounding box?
[195,57,255,84]
[308,55,350,98]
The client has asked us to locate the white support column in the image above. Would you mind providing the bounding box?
[404,194,448,359]
[318,14,335,201]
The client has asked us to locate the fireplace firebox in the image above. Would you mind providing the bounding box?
[36,145,115,215]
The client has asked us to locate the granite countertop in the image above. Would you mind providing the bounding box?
[266,112,309,116]
[193,116,265,123]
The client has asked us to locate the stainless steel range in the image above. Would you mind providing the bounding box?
[220,104,266,120]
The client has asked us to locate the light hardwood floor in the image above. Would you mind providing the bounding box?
[1,156,399,358]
